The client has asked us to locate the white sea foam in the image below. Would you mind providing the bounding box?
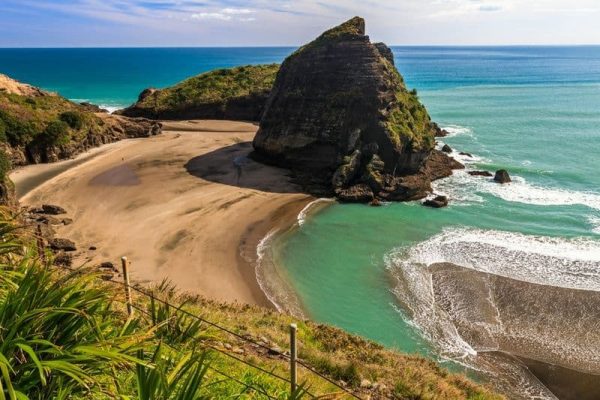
[389,227,600,293]
[442,124,473,138]
[297,198,335,226]
[386,228,600,398]
[100,105,122,114]
[433,169,600,211]
[589,215,600,234]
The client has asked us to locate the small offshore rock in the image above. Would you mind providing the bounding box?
[441,144,452,153]
[459,152,473,158]
[423,195,449,208]
[48,238,77,252]
[468,170,493,177]
[369,198,382,207]
[494,169,512,184]
[41,204,67,215]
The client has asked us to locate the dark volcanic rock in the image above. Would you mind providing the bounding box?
[48,238,77,252]
[469,170,493,177]
[432,123,449,138]
[459,152,473,158]
[336,183,374,203]
[494,169,512,184]
[423,195,449,208]
[40,204,67,215]
[253,17,459,203]
[441,144,452,153]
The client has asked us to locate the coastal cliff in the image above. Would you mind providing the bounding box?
[253,17,462,202]
[0,73,161,204]
[117,64,278,121]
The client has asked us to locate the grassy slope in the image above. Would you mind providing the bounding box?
[132,64,279,113]
[0,209,503,399]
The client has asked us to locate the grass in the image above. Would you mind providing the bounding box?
[0,205,504,400]
[134,64,279,114]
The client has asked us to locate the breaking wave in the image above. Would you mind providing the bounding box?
[386,228,600,398]
[433,169,600,211]
[442,124,473,138]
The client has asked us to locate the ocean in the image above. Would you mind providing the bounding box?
[2,46,600,398]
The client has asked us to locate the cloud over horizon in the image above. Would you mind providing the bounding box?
[1,0,599,47]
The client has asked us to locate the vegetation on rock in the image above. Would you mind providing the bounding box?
[118,64,279,121]
[253,17,456,202]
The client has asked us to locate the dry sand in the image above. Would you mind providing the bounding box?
[11,120,313,307]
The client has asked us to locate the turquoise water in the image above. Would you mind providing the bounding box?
[3,46,600,395]
[272,48,600,394]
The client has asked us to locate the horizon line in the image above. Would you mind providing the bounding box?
[2,44,600,50]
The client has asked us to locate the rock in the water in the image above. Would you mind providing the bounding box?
[369,198,382,207]
[459,152,473,158]
[469,170,493,177]
[432,123,449,137]
[252,17,459,203]
[441,144,452,153]
[494,169,512,184]
[35,204,66,215]
[336,184,374,203]
[48,238,77,252]
[423,195,449,208]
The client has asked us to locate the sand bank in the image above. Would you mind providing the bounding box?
[11,120,313,307]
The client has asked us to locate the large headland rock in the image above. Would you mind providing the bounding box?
[252,17,462,202]
[117,64,279,121]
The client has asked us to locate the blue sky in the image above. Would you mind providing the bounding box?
[1,0,600,47]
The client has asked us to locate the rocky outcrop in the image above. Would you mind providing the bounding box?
[117,64,279,121]
[252,17,462,202]
[0,74,162,205]
[423,195,449,208]
[494,169,511,184]
[469,170,493,177]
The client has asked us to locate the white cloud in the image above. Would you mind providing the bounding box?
[191,12,232,21]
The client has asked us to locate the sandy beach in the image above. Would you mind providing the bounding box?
[10,120,313,307]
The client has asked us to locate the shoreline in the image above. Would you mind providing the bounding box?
[12,120,313,309]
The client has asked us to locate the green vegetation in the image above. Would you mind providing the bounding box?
[0,91,102,149]
[134,64,279,112]
[0,208,503,399]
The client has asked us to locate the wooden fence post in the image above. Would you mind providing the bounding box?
[121,256,133,317]
[290,323,297,394]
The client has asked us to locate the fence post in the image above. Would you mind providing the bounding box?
[36,224,46,264]
[121,256,133,317]
[290,323,297,394]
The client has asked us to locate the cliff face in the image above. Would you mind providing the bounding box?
[253,17,461,201]
[117,64,278,121]
[0,74,162,205]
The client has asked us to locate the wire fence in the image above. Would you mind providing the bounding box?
[48,248,363,400]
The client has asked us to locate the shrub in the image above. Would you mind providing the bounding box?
[59,111,84,130]
[43,120,70,146]
[0,119,6,142]
[0,109,38,146]
[0,150,10,179]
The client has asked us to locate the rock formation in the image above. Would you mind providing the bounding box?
[252,17,463,202]
[494,169,511,184]
[117,64,279,121]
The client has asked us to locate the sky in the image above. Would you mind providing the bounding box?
[1,0,600,47]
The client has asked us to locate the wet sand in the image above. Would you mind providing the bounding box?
[11,120,313,307]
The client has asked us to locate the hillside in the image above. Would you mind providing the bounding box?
[0,73,161,204]
[0,208,502,399]
[117,64,279,121]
